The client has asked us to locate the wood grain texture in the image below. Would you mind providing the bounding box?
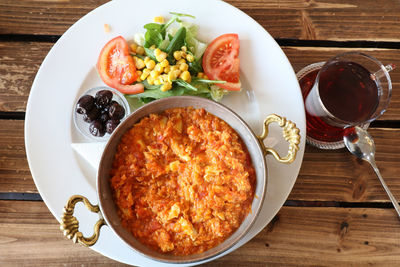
[1,118,400,203]
[1,0,400,41]
[1,200,399,266]
[0,120,35,193]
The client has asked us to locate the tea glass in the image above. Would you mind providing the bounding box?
[297,52,393,149]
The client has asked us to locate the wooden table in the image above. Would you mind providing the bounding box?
[1,0,400,266]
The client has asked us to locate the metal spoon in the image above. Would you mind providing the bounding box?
[343,126,400,218]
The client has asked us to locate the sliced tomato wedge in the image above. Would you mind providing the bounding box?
[202,33,241,91]
[97,36,144,94]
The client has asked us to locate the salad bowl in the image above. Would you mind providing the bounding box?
[60,96,300,264]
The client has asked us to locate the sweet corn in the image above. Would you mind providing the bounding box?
[136,70,142,77]
[140,68,151,80]
[130,43,138,53]
[154,48,162,57]
[170,65,180,72]
[144,57,151,63]
[156,52,167,62]
[197,72,204,78]
[180,70,191,82]
[181,46,187,52]
[149,45,156,50]
[154,63,164,73]
[176,58,186,65]
[160,59,169,68]
[172,69,182,77]
[180,51,187,59]
[203,74,209,80]
[154,79,162,85]
[168,71,177,82]
[153,16,165,23]
[150,70,160,79]
[160,74,168,82]
[161,81,172,92]
[136,46,145,55]
[145,59,156,70]
[147,76,155,85]
[186,54,194,63]
[173,51,182,61]
[133,56,145,69]
[179,63,189,71]
[163,65,171,73]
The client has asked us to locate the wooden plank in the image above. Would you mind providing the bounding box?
[0,41,53,112]
[1,118,400,203]
[0,120,36,193]
[1,0,400,41]
[1,43,400,119]
[1,200,399,266]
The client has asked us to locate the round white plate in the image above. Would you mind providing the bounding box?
[25,0,306,265]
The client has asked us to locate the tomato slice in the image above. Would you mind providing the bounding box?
[202,33,241,91]
[97,36,144,94]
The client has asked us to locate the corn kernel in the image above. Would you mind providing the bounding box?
[150,70,160,79]
[160,59,169,68]
[149,45,156,50]
[161,81,172,92]
[130,43,138,53]
[136,70,142,77]
[168,71,177,82]
[136,46,145,55]
[145,59,156,70]
[203,74,209,80]
[170,65,180,72]
[154,79,162,85]
[186,54,194,63]
[153,16,165,23]
[181,46,187,52]
[147,76,155,85]
[176,58,186,65]
[197,72,204,78]
[173,69,182,77]
[180,51,187,59]
[144,57,150,63]
[133,56,145,69]
[156,52,167,62]
[179,63,189,71]
[180,70,191,82]
[154,63,164,73]
[161,74,168,82]
[154,48,162,57]
[140,68,150,80]
[173,51,182,60]
[163,65,171,73]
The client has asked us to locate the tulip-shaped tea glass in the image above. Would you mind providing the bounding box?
[297,52,393,149]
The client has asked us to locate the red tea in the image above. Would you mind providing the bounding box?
[301,61,379,143]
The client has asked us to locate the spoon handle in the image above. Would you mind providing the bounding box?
[370,159,400,219]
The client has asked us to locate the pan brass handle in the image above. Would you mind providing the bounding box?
[258,114,300,163]
[60,195,106,247]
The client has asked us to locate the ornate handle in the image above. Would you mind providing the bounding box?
[60,195,106,247]
[258,114,300,163]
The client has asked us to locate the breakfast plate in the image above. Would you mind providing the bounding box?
[25,0,306,265]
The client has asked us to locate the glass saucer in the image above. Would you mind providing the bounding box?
[73,86,130,141]
[297,63,368,150]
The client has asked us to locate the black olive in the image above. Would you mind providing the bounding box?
[76,95,94,114]
[105,119,120,134]
[109,102,125,120]
[99,113,109,123]
[83,107,100,123]
[89,120,105,137]
[95,90,113,108]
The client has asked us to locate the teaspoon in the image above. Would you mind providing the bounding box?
[343,126,400,218]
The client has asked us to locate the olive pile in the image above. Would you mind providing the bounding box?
[76,90,125,137]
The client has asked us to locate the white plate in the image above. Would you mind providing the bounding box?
[25,0,306,265]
